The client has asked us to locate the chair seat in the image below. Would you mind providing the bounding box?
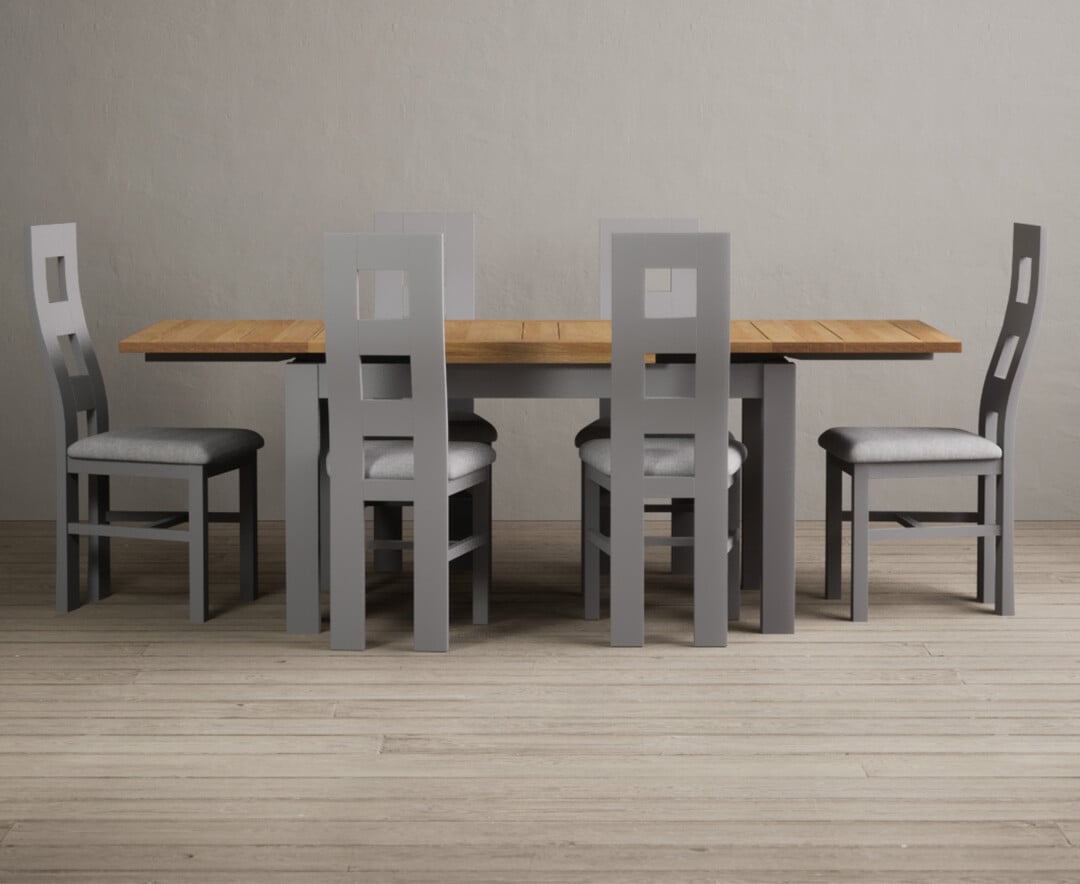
[579,436,746,480]
[364,440,495,480]
[574,417,742,451]
[574,417,610,448]
[68,427,264,466]
[818,426,1003,464]
[449,411,498,444]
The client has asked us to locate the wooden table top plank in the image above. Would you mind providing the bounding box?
[120,318,193,346]
[258,319,325,344]
[750,320,844,353]
[120,318,961,361]
[446,320,524,342]
[815,319,951,354]
[730,320,771,350]
[889,319,964,352]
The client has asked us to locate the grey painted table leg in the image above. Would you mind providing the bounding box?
[286,360,323,634]
[740,395,764,594]
[759,361,796,634]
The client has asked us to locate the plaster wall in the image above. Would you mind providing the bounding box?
[2,0,1078,519]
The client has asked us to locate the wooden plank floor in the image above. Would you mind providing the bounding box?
[0,520,1078,882]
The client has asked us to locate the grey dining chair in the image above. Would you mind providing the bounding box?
[581,232,744,647]
[26,223,263,622]
[365,212,496,574]
[323,232,495,652]
[818,223,1045,620]
[574,218,744,616]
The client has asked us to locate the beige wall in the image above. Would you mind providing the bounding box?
[2,0,1079,520]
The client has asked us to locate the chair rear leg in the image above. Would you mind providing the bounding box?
[449,494,472,574]
[693,481,728,649]
[471,475,492,626]
[849,466,869,622]
[188,468,210,623]
[239,454,258,602]
[88,474,111,602]
[610,489,645,648]
[329,475,367,651]
[57,469,80,613]
[412,503,450,653]
[600,487,611,575]
[996,465,1015,616]
[825,455,843,600]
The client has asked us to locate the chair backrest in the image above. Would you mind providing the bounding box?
[26,223,110,451]
[609,232,731,500]
[978,223,1046,455]
[323,232,449,503]
[374,212,475,319]
[600,218,698,319]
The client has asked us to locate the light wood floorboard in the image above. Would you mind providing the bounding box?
[0,519,1078,882]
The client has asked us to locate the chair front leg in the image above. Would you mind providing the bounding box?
[239,454,258,602]
[57,467,80,613]
[995,460,1015,616]
[849,466,869,622]
[471,474,492,626]
[87,473,111,602]
[728,474,742,621]
[824,455,843,601]
[188,468,209,623]
[583,474,601,621]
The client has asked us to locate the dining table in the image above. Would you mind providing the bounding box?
[120,318,961,644]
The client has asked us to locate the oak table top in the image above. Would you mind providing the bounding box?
[120,318,961,363]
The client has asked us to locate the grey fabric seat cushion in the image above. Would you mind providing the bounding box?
[363,440,495,480]
[579,437,746,480]
[574,417,744,450]
[449,410,498,444]
[818,426,1003,464]
[68,427,264,466]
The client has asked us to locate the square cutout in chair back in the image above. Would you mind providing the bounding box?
[644,267,697,318]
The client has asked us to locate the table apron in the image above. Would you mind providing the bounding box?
[316,362,766,400]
